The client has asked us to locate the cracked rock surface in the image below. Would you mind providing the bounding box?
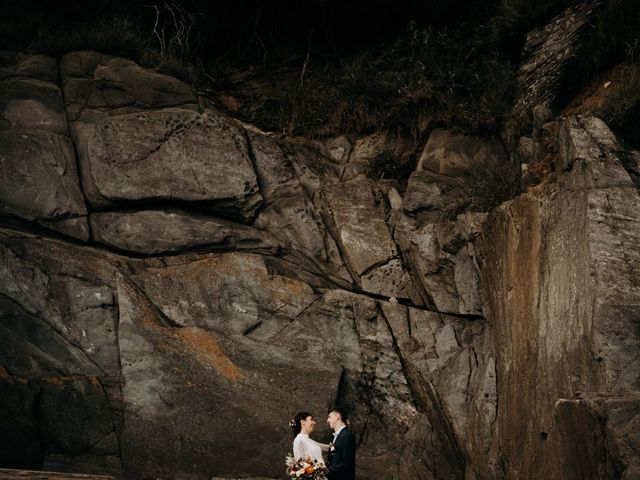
[0,50,638,480]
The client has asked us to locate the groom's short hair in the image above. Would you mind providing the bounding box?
[328,405,349,421]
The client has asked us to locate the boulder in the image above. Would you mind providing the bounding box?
[402,170,467,219]
[90,209,276,255]
[0,130,88,240]
[77,108,263,220]
[0,53,58,83]
[60,51,196,123]
[305,134,353,164]
[341,132,414,181]
[350,132,388,166]
[322,135,352,163]
[0,78,67,134]
[417,128,508,178]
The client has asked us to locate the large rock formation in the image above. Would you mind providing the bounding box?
[478,115,640,479]
[0,50,638,480]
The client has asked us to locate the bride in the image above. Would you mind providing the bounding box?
[290,411,330,461]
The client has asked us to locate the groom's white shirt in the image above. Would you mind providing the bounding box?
[332,425,346,440]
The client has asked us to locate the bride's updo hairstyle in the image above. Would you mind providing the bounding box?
[290,411,312,437]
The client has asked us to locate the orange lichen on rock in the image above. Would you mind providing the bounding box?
[119,271,246,382]
[0,366,29,385]
[42,375,104,390]
[45,377,66,388]
[0,365,14,383]
[45,376,82,388]
[170,327,246,382]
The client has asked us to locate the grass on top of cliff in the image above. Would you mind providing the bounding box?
[217,23,516,137]
[0,2,206,86]
[216,0,640,142]
[568,0,640,147]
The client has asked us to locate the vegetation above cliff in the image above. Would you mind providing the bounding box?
[2,0,639,146]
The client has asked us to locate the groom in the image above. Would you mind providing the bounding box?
[326,406,356,480]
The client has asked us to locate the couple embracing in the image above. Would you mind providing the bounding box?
[289,406,355,480]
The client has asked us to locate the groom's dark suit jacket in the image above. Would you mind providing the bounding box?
[327,427,356,480]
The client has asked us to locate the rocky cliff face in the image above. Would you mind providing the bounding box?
[0,49,638,480]
[479,116,640,480]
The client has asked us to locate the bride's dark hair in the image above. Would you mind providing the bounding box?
[290,411,312,437]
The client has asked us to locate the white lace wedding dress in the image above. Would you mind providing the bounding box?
[293,433,329,462]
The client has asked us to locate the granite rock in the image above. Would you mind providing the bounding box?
[79,108,263,220]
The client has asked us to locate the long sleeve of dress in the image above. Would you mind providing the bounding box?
[313,440,330,453]
[293,434,324,461]
[293,436,306,459]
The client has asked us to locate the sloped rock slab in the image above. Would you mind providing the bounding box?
[319,178,421,302]
[128,252,318,335]
[249,130,351,285]
[116,272,341,479]
[0,232,120,378]
[393,211,485,315]
[90,209,276,255]
[513,1,599,123]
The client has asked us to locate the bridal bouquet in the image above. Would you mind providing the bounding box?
[285,454,328,479]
